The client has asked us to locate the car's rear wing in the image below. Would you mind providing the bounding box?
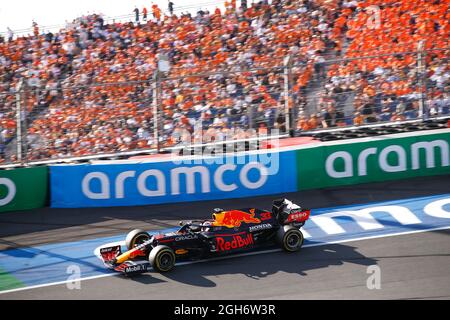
[272,198,310,225]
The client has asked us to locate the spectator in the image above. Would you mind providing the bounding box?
[313,54,326,80]
[361,99,375,117]
[353,112,364,125]
[322,105,345,128]
[241,0,247,10]
[133,7,139,23]
[379,103,392,122]
[390,112,406,122]
[143,7,148,21]
[32,21,39,37]
[6,27,13,42]
[297,115,310,131]
[152,4,161,21]
[308,114,321,130]
[168,1,174,16]
[0,1,447,163]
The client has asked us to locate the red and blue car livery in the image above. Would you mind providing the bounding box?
[98,198,310,274]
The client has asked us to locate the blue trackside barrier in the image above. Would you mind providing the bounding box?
[50,150,297,208]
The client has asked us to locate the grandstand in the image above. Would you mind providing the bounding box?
[0,0,448,165]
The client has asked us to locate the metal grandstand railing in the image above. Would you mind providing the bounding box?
[0,46,449,168]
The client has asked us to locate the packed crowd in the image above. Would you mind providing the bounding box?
[2,0,343,161]
[0,0,448,162]
[297,0,449,131]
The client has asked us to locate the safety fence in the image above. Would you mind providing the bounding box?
[1,47,448,167]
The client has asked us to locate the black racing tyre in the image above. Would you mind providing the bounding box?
[125,229,151,250]
[276,226,304,252]
[149,245,176,272]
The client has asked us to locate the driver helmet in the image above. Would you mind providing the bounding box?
[212,208,224,219]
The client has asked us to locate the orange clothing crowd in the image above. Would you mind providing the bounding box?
[0,0,448,162]
[297,0,449,131]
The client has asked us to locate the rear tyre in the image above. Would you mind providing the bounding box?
[276,226,304,252]
[149,245,176,272]
[125,229,151,250]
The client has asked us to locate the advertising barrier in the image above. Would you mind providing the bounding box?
[49,130,450,208]
[50,151,297,208]
[0,166,48,213]
[296,131,450,190]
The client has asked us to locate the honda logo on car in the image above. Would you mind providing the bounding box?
[216,234,254,251]
[81,163,269,200]
[249,223,272,232]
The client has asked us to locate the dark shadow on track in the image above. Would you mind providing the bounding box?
[122,274,167,286]
[0,174,449,249]
[128,243,377,288]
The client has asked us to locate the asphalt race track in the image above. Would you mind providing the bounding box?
[2,230,450,300]
[1,174,450,299]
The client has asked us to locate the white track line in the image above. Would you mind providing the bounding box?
[1,225,449,295]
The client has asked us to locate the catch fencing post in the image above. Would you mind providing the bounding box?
[15,79,24,164]
[283,55,293,135]
[417,41,427,120]
[152,71,160,153]
[153,53,170,153]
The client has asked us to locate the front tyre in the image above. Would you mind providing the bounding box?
[125,229,151,250]
[149,245,176,272]
[277,226,304,252]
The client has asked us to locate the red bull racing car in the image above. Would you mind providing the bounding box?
[99,198,310,274]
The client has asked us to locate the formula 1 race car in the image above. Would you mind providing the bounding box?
[98,199,310,275]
